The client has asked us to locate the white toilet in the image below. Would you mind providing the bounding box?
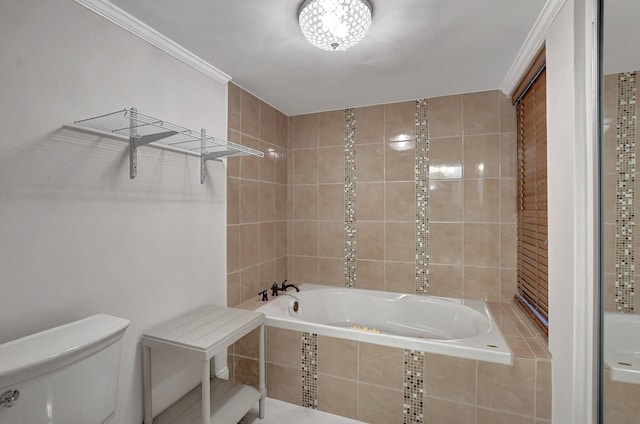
[0,314,129,424]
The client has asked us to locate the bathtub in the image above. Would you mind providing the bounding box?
[256,284,512,365]
[604,312,640,384]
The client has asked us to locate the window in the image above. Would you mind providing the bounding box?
[514,50,548,336]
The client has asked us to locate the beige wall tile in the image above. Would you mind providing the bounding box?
[603,273,616,312]
[464,134,500,178]
[424,353,477,403]
[318,184,344,221]
[501,224,517,268]
[293,185,318,220]
[499,92,517,133]
[500,178,518,223]
[267,363,302,405]
[227,131,241,177]
[463,90,500,135]
[293,149,319,184]
[357,260,385,291]
[260,142,276,183]
[318,374,358,419]
[275,110,288,149]
[275,221,287,258]
[357,182,384,221]
[357,221,385,260]
[228,225,240,273]
[260,182,276,222]
[293,113,319,149]
[423,397,476,424]
[356,144,385,182]
[385,142,415,181]
[240,224,260,268]
[292,220,318,256]
[319,110,345,147]
[476,408,534,424]
[428,94,463,138]
[260,222,275,262]
[318,258,345,286]
[464,223,499,266]
[385,181,415,221]
[292,256,319,284]
[604,173,615,224]
[500,132,517,178]
[477,357,535,415]
[604,372,640,424]
[240,265,259,304]
[385,101,415,142]
[357,383,403,424]
[228,82,241,132]
[241,136,261,181]
[275,256,287,283]
[384,261,415,294]
[355,105,385,144]
[260,260,275,292]
[259,101,276,144]
[500,268,517,303]
[358,342,404,389]
[240,180,260,223]
[536,360,551,420]
[319,221,344,258]
[385,222,415,262]
[428,264,463,298]
[275,185,287,221]
[234,356,258,387]
[319,146,345,183]
[267,327,302,367]
[235,327,259,359]
[275,148,288,185]
[429,136,463,180]
[506,335,535,358]
[430,223,463,265]
[429,180,462,222]
[318,335,358,379]
[464,266,500,301]
[463,180,500,222]
[240,90,259,138]
[287,116,295,150]
[227,271,240,307]
[604,223,615,274]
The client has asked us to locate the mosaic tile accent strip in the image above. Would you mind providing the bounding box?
[415,99,430,296]
[615,71,637,314]
[345,108,357,288]
[403,349,425,423]
[301,332,318,408]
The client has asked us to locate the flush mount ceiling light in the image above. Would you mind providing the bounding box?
[298,0,373,51]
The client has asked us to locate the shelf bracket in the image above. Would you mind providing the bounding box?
[129,117,178,178]
[200,129,206,184]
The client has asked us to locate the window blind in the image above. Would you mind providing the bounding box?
[515,62,548,337]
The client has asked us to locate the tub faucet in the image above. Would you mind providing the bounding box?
[280,280,300,293]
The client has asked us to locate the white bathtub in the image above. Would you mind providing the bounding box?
[257,284,512,365]
[605,312,640,384]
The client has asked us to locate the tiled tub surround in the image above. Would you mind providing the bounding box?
[227,83,289,307]
[229,299,550,424]
[287,90,518,302]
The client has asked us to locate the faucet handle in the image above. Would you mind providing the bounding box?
[280,279,288,289]
[258,289,268,302]
[271,282,280,297]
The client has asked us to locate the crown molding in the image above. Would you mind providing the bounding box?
[74,0,231,84]
[500,0,567,97]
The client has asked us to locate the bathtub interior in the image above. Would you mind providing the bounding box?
[604,312,640,384]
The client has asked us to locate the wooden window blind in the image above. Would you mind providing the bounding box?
[514,56,548,337]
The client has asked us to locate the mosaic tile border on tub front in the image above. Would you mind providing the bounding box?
[415,99,430,296]
[301,332,318,408]
[403,349,425,423]
[615,71,636,313]
[344,108,357,288]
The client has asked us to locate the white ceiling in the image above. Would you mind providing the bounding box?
[111,0,547,115]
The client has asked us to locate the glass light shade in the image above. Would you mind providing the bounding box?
[298,0,372,51]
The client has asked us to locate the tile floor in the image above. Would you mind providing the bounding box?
[240,398,365,424]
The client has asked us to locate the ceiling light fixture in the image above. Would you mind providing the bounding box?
[298,0,373,51]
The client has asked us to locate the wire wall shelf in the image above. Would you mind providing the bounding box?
[74,108,263,183]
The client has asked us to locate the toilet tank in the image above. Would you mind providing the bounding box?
[0,314,129,424]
